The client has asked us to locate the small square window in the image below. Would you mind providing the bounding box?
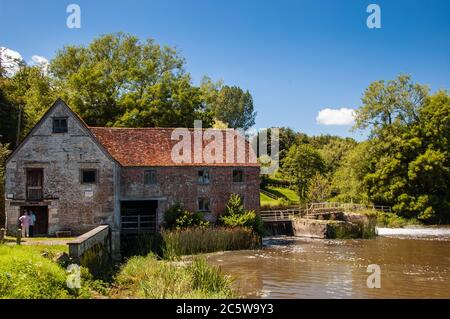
[53,118,68,133]
[81,170,97,184]
[144,170,157,185]
[198,198,210,212]
[233,169,244,183]
[198,170,210,185]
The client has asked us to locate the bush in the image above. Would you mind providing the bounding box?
[220,194,265,236]
[361,210,421,228]
[161,227,261,259]
[164,203,209,229]
[113,254,234,299]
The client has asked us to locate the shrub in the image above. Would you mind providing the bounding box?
[164,203,209,229]
[164,203,185,228]
[361,210,421,228]
[220,194,266,236]
[175,210,209,229]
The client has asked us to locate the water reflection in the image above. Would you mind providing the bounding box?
[207,234,450,298]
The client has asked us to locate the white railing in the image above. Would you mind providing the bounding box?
[260,202,391,221]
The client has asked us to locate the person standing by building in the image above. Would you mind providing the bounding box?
[29,210,37,237]
[18,212,31,238]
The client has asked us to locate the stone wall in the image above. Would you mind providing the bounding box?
[120,166,260,224]
[4,100,118,236]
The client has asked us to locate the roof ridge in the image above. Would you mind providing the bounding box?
[89,127,238,131]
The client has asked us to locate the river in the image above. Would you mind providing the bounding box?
[207,227,450,298]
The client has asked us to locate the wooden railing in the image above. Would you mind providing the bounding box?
[26,187,43,201]
[260,209,300,221]
[121,215,157,234]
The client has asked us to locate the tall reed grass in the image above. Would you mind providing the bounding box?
[112,253,234,299]
[162,226,261,259]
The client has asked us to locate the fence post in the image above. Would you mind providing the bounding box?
[0,228,5,244]
[16,228,22,245]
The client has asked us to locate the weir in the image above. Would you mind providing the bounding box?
[261,202,381,238]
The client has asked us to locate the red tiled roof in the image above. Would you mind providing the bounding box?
[89,127,259,167]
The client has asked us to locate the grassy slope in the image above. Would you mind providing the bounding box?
[260,186,300,206]
[260,192,280,206]
[0,244,104,299]
[266,186,300,204]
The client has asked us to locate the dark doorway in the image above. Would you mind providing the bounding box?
[21,206,48,236]
[120,200,158,235]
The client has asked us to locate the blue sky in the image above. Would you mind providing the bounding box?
[1,0,449,140]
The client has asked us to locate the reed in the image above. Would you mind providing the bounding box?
[161,226,261,259]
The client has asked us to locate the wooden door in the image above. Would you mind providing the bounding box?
[26,169,43,201]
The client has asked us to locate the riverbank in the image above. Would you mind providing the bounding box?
[0,226,258,299]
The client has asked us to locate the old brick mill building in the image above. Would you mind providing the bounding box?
[4,99,260,256]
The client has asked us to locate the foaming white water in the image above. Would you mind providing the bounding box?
[377,227,450,237]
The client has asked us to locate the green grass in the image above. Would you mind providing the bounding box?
[260,192,280,206]
[0,245,104,299]
[266,186,300,204]
[112,254,235,299]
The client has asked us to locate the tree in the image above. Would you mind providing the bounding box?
[51,33,212,128]
[319,137,357,173]
[280,144,325,202]
[201,78,256,130]
[220,194,265,236]
[307,173,331,203]
[0,143,11,227]
[354,74,428,136]
[353,75,450,223]
[1,65,54,145]
[331,141,371,204]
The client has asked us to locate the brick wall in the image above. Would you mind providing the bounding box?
[121,166,260,223]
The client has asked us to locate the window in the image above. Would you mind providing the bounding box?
[198,170,210,185]
[198,198,211,212]
[81,169,97,184]
[233,169,244,183]
[144,170,157,185]
[52,117,68,133]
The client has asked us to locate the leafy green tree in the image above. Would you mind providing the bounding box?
[201,78,256,130]
[307,173,331,203]
[331,141,371,204]
[354,74,428,135]
[0,65,54,145]
[319,137,357,173]
[0,143,11,227]
[220,194,265,236]
[354,75,450,223]
[51,33,212,128]
[280,144,325,202]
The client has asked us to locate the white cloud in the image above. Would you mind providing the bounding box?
[0,48,50,76]
[31,55,50,74]
[0,47,23,76]
[316,107,355,126]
